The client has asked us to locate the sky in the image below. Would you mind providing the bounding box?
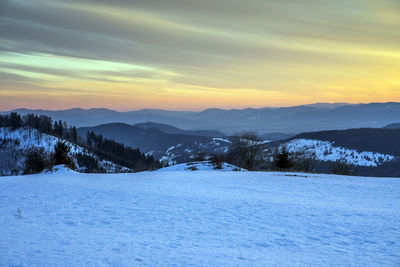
[0,0,399,111]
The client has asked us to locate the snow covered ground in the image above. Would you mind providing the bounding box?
[0,167,399,266]
[284,139,395,167]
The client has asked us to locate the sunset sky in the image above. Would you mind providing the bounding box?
[0,0,399,111]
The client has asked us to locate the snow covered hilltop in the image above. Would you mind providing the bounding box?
[1,167,399,266]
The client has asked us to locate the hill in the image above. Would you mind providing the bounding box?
[78,123,214,153]
[0,127,129,175]
[290,128,400,156]
[77,122,399,169]
[0,169,399,266]
[281,138,394,167]
[0,113,160,175]
[133,122,225,137]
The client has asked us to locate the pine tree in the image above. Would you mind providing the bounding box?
[72,126,78,142]
[51,141,76,169]
[9,112,22,129]
[273,146,293,169]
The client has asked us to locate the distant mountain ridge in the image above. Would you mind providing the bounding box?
[4,102,400,134]
[77,123,214,153]
[133,122,225,137]
[383,123,400,129]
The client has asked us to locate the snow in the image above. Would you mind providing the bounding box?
[166,145,177,153]
[0,168,399,266]
[158,161,245,172]
[284,139,395,167]
[212,137,232,144]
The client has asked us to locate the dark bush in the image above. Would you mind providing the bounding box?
[330,160,352,175]
[193,153,206,162]
[187,166,198,171]
[210,154,224,169]
[292,156,315,172]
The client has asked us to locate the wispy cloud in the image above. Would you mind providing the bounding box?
[0,0,399,110]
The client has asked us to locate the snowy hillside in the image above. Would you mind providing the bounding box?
[284,139,395,167]
[0,127,129,175]
[151,135,396,169]
[0,126,84,153]
[156,137,232,165]
[0,169,399,266]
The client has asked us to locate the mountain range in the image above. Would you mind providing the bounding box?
[3,102,400,134]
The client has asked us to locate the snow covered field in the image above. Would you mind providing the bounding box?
[0,167,399,266]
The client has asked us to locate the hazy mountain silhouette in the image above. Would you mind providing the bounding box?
[383,123,400,129]
[4,102,400,134]
[133,122,225,137]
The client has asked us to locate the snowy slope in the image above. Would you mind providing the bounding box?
[152,136,395,168]
[284,139,395,166]
[0,169,399,266]
[0,127,84,154]
[157,138,232,165]
[0,127,129,175]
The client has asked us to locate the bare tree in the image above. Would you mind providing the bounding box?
[229,131,264,170]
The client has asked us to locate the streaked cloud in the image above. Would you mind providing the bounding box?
[0,0,399,110]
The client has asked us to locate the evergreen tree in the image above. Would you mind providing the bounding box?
[9,112,22,129]
[87,131,92,147]
[51,141,76,169]
[54,121,59,135]
[273,146,293,169]
[72,126,78,142]
[58,120,64,136]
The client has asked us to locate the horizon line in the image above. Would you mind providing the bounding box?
[2,101,399,113]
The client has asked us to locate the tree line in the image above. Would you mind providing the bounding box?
[0,112,78,142]
[85,131,161,171]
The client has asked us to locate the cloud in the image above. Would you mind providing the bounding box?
[0,0,399,109]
